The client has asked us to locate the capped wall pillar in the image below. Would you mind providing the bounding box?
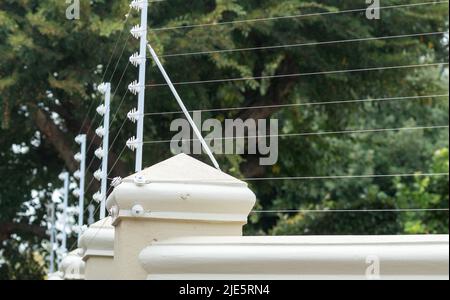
[106,154,256,280]
[78,217,115,280]
[59,249,85,280]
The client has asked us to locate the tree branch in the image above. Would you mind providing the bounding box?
[33,107,79,173]
[0,222,46,243]
[234,57,298,178]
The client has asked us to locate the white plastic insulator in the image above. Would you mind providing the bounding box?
[127,108,139,123]
[130,0,147,11]
[95,126,105,138]
[93,192,102,203]
[80,225,88,234]
[98,83,107,94]
[129,52,145,67]
[110,206,119,219]
[72,189,80,198]
[128,80,141,95]
[111,177,123,188]
[94,169,102,181]
[74,152,82,162]
[130,25,146,39]
[73,170,81,180]
[126,137,138,151]
[75,135,84,144]
[96,104,106,116]
[94,147,103,159]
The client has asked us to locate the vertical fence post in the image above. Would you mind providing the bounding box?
[74,134,86,240]
[127,0,148,172]
[46,203,56,274]
[58,172,70,254]
[87,204,95,225]
[94,83,111,220]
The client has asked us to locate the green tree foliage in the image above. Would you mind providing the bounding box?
[0,0,448,279]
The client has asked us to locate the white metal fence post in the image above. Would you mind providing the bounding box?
[58,172,70,253]
[74,134,86,240]
[46,203,56,274]
[128,0,148,172]
[94,83,111,220]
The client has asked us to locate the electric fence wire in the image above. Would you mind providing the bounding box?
[82,33,132,193]
[85,37,132,157]
[150,1,449,32]
[82,115,130,225]
[160,31,447,57]
[146,62,448,87]
[116,172,449,184]
[251,208,450,214]
[83,90,130,213]
[141,125,449,145]
[142,94,449,117]
[76,9,132,137]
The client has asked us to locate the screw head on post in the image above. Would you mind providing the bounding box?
[134,175,147,186]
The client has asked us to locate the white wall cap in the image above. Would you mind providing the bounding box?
[106,154,256,224]
[125,153,246,186]
[59,249,85,280]
[78,217,114,260]
[139,235,449,280]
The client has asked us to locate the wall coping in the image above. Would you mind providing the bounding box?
[78,217,114,260]
[139,235,449,280]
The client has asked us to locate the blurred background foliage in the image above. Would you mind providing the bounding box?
[0,0,448,279]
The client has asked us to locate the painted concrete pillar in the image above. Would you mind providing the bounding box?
[106,154,256,280]
[78,217,115,280]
